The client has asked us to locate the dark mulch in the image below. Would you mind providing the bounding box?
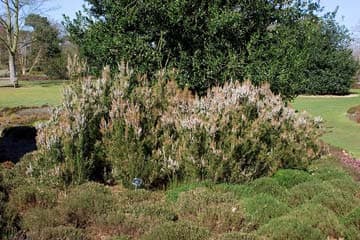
[0,106,51,163]
[0,126,37,163]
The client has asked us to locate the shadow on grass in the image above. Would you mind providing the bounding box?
[0,80,67,88]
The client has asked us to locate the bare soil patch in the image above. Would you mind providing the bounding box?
[0,106,52,163]
[347,105,360,124]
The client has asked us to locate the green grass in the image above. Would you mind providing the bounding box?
[0,80,65,109]
[292,89,360,158]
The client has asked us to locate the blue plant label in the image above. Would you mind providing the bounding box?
[132,178,143,188]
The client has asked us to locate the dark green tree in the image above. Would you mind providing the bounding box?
[246,11,358,98]
[64,0,357,99]
[25,14,66,79]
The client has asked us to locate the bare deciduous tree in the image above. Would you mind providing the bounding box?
[0,0,47,87]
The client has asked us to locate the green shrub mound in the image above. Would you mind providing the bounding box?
[32,77,322,187]
[0,167,9,235]
[176,188,237,216]
[175,188,245,233]
[2,158,360,239]
[343,207,360,239]
[311,166,352,181]
[328,178,360,195]
[219,232,259,240]
[66,1,358,100]
[60,182,115,228]
[27,226,88,240]
[166,182,209,202]
[344,207,360,229]
[7,183,58,212]
[22,207,64,233]
[310,190,360,216]
[241,177,288,200]
[285,180,334,207]
[243,193,290,226]
[142,221,210,240]
[258,204,346,239]
[272,169,312,188]
[257,217,324,240]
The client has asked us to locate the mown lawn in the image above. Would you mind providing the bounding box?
[292,89,360,158]
[0,80,65,109]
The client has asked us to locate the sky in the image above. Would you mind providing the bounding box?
[42,0,86,23]
[44,0,360,35]
[321,0,360,36]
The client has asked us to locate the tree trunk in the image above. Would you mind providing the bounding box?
[8,51,18,87]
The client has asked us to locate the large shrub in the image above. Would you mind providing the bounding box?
[64,0,358,99]
[104,79,323,187]
[33,76,111,185]
[246,14,358,98]
[32,75,322,187]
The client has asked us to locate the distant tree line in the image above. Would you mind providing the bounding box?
[64,0,359,100]
[0,0,71,84]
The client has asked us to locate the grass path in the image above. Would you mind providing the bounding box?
[0,80,65,109]
[292,89,360,158]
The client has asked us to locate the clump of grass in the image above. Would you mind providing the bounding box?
[347,105,360,123]
[347,105,360,114]
[243,193,290,227]
[141,221,210,240]
[272,169,312,188]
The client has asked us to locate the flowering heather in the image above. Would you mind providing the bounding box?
[34,76,110,185]
[32,72,323,186]
[105,79,323,186]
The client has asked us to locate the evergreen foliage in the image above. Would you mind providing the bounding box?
[64,0,358,99]
[32,75,322,187]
